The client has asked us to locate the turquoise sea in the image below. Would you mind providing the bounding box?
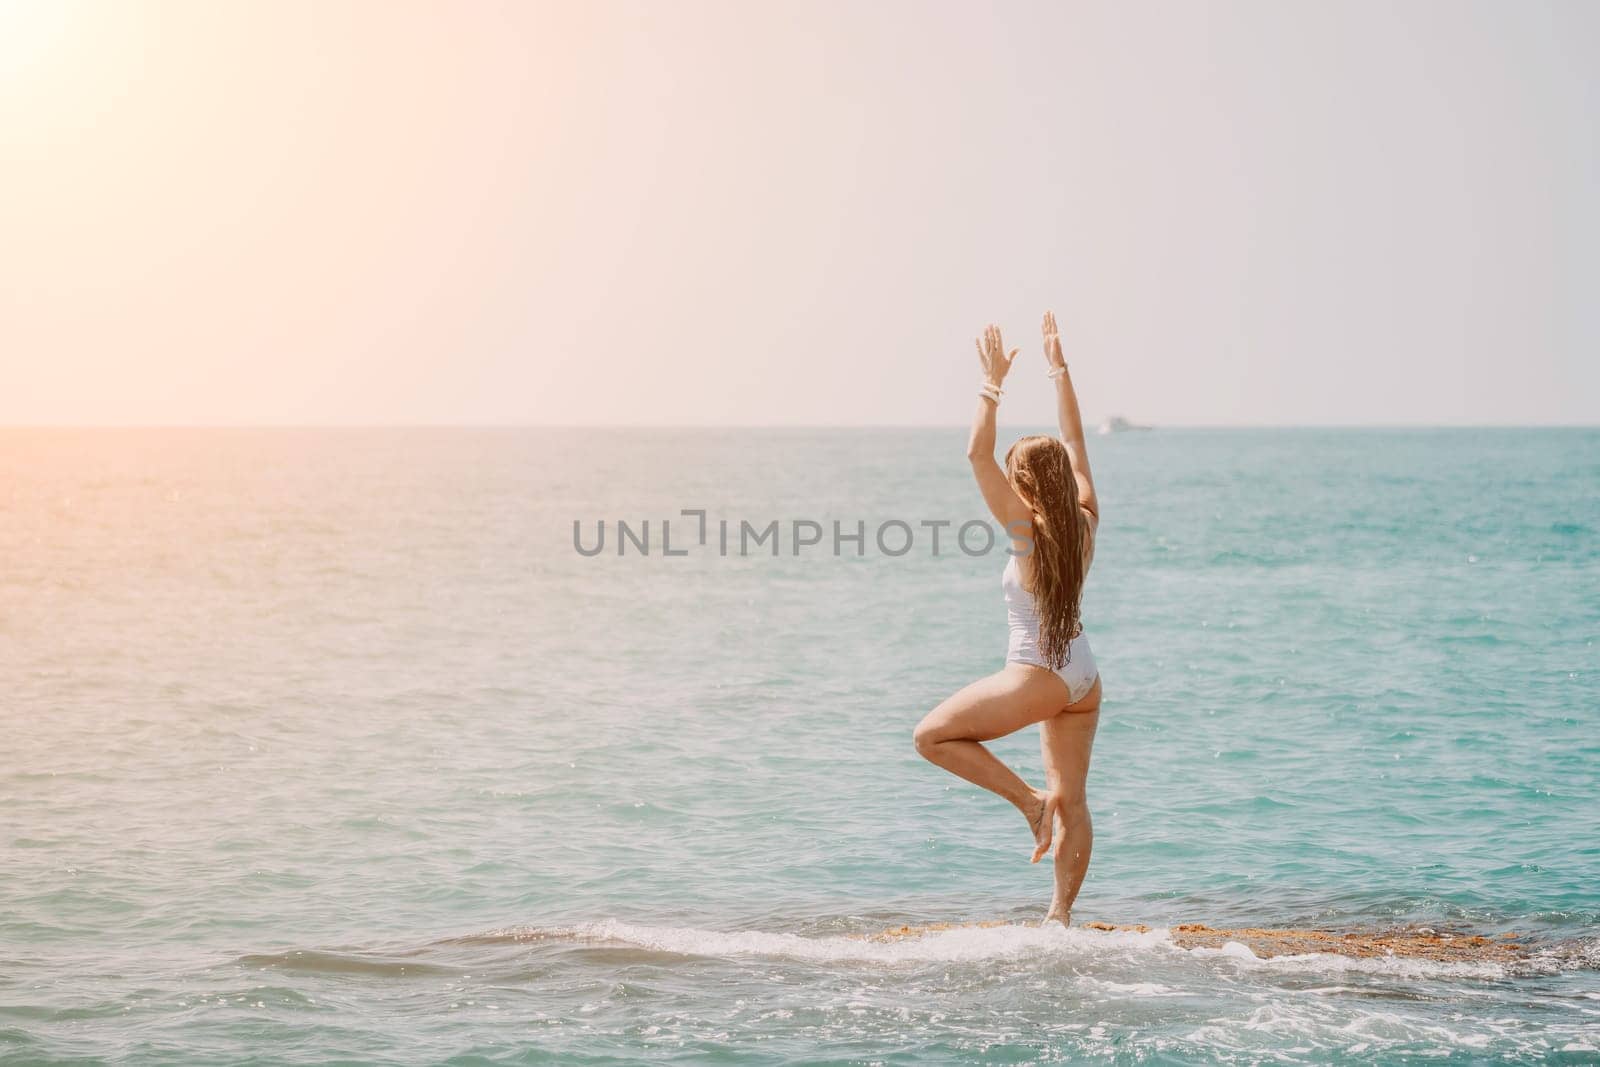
[2,427,1597,1065]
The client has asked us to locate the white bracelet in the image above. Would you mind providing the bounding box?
[979,382,1003,402]
[1047,365,1067,379]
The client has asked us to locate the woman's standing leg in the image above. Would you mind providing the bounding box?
[1039,683,1100,924]
[913,664,1075,861]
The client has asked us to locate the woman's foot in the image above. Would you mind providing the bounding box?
[1044,903,1071,927]
[1023,789,1058,864]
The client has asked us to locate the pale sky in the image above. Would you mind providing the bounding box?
[3,0,1597,426]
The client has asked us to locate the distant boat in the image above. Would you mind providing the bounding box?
[1097,415,1152,435]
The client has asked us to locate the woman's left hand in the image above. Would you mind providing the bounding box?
[976,324,1018,387]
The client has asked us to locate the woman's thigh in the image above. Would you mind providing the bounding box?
[917,664,1076,745]
[1040,706,1099,802]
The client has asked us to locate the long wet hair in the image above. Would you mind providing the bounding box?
[1004,434,1089,669]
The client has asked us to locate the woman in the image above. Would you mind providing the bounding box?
[913,311,1102,927]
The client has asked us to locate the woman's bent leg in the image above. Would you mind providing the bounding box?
[913,664,1076,861]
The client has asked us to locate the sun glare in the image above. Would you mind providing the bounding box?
[0,0,74,81]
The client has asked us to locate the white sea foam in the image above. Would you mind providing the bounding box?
[1086,979,1185,997]
[512,920,1515,980]
[547,918,1171,965]
[1185,938,1509,981]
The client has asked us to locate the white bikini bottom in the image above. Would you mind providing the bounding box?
[1007,630,1099,704]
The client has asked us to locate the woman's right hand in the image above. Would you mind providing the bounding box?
[1041,310,1067,371]
[975,324,1018,387]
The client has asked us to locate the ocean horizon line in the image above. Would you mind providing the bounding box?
[1,421,1595,432]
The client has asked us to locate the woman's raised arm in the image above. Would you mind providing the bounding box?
[967,324,1031,531]
[1042,311,1099,525]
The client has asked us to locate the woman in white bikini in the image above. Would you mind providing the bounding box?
[914,311,1102,926]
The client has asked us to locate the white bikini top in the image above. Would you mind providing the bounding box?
[1003,554,1085,645]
